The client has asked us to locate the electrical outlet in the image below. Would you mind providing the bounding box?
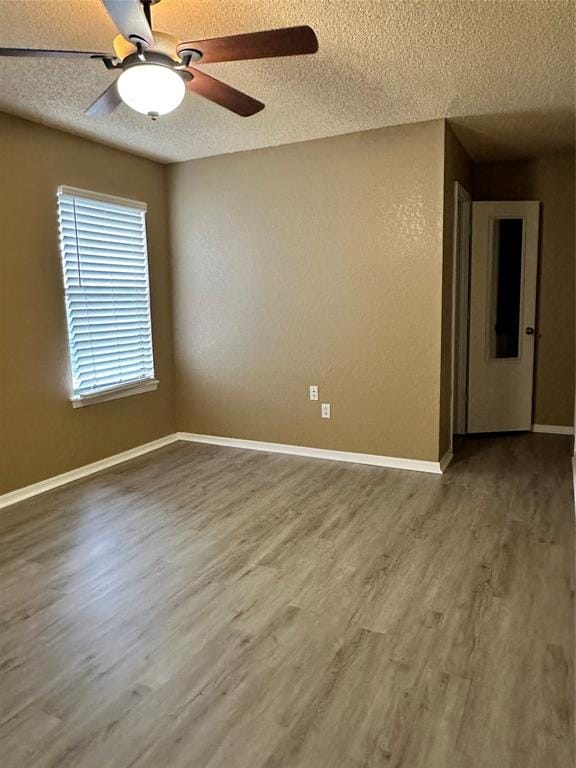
[321,403,331,419]
[309,385,319,401]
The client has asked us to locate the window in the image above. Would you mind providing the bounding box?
[57,186,157,407]
[489,218,524,359]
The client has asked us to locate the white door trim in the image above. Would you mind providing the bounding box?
[450,181,472,446]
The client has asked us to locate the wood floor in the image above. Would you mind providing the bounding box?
[0,434,573,767]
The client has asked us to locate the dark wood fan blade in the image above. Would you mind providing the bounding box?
[185,68,264,116]
[178,26,318,64]
[86,79,122,117]
[101,0,155,47]
[0,47,109,59]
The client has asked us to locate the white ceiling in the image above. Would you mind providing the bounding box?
[0,0,573,164]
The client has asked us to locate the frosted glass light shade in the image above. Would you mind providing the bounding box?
[117,64,185,116]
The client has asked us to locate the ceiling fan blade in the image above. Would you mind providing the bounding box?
[178,25,318,64]
[185,68,264,117]
[101,0,155,47]
[86,79,122,117]
[0,47,109,59]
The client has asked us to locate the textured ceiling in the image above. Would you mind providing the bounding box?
[0,0,573,163]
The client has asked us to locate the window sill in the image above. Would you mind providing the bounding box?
[71,379,159,409]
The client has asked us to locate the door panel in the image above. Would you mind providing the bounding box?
[468,201,539,433]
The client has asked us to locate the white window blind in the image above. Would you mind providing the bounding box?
[57,186,155,401]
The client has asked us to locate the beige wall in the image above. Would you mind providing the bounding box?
[6,110,568,497]
[0,113,176,495]
[169,121,446,461]
[472,154,575,427]
[439,124,472,456]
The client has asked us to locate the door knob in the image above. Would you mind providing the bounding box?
[525,327,535,335]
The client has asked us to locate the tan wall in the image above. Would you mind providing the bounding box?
[2,110,570,496]
[472,154,575,427]
[169,120,446,461]
[0,113,176,495]
[439,124,472,456]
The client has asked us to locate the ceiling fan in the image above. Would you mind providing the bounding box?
[0,0,319,119]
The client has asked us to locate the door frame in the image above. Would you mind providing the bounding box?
[450,181,472,446]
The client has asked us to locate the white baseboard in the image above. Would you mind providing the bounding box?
[440,450,454,472]
[0,431,452,511]
[176,432,448,475]
[0,434,179,511]
[532,424,574,435]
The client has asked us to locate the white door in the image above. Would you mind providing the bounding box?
[468,201,540,433]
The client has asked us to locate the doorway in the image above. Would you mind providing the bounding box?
[452,196,540,437]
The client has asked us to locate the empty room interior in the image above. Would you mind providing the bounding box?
[0,1,575,766]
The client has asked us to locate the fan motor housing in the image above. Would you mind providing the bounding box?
[113,30,182,62]
[121,50,187,76]
[119,51,193,91]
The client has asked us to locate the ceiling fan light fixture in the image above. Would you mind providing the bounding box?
[117,62,185,116]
